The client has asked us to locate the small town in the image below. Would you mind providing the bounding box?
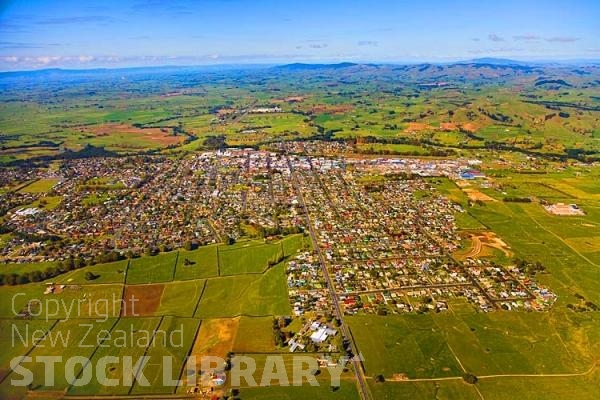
[1,146,555,315]
[2,2,599,399]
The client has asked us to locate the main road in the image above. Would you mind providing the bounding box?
[285,152,372,400]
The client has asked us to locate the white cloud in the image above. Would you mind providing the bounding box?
[488,34,505,42]
[545,36,579,43]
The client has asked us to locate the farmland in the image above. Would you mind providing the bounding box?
[1,61,600,400]
[0,233,326,397]
[346,163,600,399]
[2,62,600,165]
[239,380,360,399]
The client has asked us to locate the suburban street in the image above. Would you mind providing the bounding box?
[285,151,372,400]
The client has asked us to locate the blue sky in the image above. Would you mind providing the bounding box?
[0,0,598,70]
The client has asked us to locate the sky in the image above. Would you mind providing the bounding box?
[0,0,599,70]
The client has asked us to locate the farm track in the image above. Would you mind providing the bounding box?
[398,359,598,382]
[341,282,472,296]
[464,235,483,258]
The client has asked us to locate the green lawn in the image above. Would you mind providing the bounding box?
[17,178,60,193]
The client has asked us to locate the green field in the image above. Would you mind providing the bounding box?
[0,320,55,379]
[239,379,360,399]
[0,318,117,393]
[233,316,279,353]
[130,316,200,395]
[0,283,123,319]
[126,252,178,284]
[2,61,600,399]
[195,263,290,318]
[67,317,163,396]
[219,242,283,275]
[174,246,219,280]
[347,314,463,378]
[17,179,59,193]
[368,380,480,400]
[53,259,129,285]
[476,372,600,400]
[157,279,205,317]
[349,309,600,399]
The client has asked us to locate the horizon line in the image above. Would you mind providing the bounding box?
[2,57,600,74]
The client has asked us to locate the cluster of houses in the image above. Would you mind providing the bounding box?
[3,147,472,264]
[1,150,303,262]
[288,318,338,353]
[465,259,556,311]
[281,149,555,315]
[268,140,356,157]
[287,252,333,316]
[2,143,557,316]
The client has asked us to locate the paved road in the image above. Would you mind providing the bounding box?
[342,282,472,296]
[285,152,372,400]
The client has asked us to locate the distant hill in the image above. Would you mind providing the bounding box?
[274,62,359,71]
[467,57,529,66]
[2,61,599,91]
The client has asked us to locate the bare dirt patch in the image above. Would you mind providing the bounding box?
[463,188,496,202]
[187,318,240,391]
[404,122,432,133]
[456,231,512,259]
[216,108,236,117]
[190,318,240,361]
[311,104,354,114]
[79,123,185,146]
[440,122,457,131]
[388,373,409,381]
[273,95,307,103]
[544,203,585,216]
[121,284,164,316]
[461,122,480,132]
